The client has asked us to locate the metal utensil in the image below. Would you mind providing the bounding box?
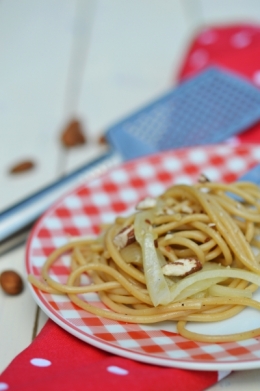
[2,66,260,245]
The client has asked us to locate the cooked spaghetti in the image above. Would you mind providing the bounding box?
[28,178,260,343]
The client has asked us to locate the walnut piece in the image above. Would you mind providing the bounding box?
[161,258,202,277]
[61,119,86,148]
[198,173,210,183]
[9,160,35,174]
[113,225,135,249]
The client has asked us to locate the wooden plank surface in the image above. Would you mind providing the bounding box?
[1,1,260,389]
[199,0,260,24]
[0,0,78,211]
[66,0,196,173]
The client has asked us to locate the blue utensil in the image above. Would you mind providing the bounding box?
[2,66,260,245]
[107,67,260,159]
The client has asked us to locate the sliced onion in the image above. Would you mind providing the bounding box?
[169,266,260,302]
[209,284,252,299]
[135,210,170,306]
[134,208,260,306]
[120,242,142,265]
[174,276,226,301]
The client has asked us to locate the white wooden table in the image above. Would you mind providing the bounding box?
[1,1,260,388]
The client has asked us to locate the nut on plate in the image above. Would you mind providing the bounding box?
[0,270,24,295]
[162,258,202,277]
[113,225,136,249]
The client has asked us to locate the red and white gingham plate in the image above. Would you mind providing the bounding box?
[26,143,260,371]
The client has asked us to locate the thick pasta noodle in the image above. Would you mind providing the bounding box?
[28,179,260,343]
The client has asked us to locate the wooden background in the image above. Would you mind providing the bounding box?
[1,1,260,388]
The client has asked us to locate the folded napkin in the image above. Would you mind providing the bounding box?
[0,319,226,391]
[1,23,260,391]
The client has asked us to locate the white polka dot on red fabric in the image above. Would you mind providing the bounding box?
[190,49,209,68]
[0,383,9,390]
[252,70,260,86]
[107,366,129,375]
[30,358,52,367]
[198,30,217,45]
[230,31,251,48]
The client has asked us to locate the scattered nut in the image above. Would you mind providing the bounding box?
[113,225,136,249]
[136,197,157,210]
[98,134,108,145]
[61,119,86,148]
[9,160,35,174]
[0,270,24,295]
[161,258,202,277]
[198,173,210,183]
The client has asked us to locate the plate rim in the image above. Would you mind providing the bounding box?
[25,143,260,371]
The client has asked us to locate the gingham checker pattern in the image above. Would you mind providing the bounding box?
[26,144,260,370]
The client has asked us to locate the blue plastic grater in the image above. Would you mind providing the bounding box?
[106,67,260,159]
[2,66,260,244]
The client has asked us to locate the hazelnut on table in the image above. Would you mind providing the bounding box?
[0,270,24,295]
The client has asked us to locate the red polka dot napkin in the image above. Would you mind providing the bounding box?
[0,319,221,391]
[1,23,260,391]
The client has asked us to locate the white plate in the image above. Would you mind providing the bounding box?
[26,143,260,371]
